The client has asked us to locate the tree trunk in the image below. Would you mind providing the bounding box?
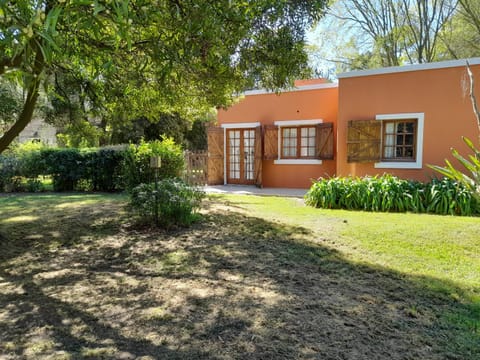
[0,42,44,153]
[0,82,40,153]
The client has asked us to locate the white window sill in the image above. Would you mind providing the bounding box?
[374,161,422,169]
[274,159,323,165]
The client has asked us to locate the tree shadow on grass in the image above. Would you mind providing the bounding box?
[0,194,479,359]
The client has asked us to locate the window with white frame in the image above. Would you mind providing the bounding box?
[264,119,333,165]
[376,113,424,169]
[346,112,424,169]
[281,126,317,159]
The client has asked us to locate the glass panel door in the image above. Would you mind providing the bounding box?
[227,129,255,184]
[244,129,255,181]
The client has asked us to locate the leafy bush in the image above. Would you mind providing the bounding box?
[82,147,125,191]
[0,144,126,192]
[0,154,22,192]
[128,179,205,228]
[0,138,184,193]
[121,137,185,192]
[429,136,480,205]
[305,175,479,216]
[40,148,84,191]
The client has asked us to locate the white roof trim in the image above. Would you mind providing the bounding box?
[338,58,480,79]
[274,119,323,126]
[243,82,338,96]
[221,122,260,129]
[274,159,323,165]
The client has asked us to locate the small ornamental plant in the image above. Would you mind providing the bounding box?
[128,178,205,229]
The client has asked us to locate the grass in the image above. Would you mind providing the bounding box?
[0,192,479,359]
[219,195,480,295]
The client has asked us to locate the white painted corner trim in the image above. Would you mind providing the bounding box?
[374,112,424,170]
[274,159,323,165]
[221,122,261,129]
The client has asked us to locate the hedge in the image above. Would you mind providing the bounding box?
[0,138,184,192]
[305,175,479,216]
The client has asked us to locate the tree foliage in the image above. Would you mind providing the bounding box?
[0,0,329,153]
[311,0,467,72]
[439,0,480,59]
[0,80,22,129]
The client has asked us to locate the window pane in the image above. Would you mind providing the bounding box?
[382,120,416,161]
[405,134,414,145]
[385,122,395,134]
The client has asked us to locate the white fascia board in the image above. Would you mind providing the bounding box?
[242,82,338,96]
[221,122,261,129]
[274,159,323,165]
[274,119,323,126]
[376,113,424,121]
[338,57,480,79]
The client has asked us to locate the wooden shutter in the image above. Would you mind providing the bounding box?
[254,126,263,187]
[207,126,224,185]
[347,120,381,163]
[263,125,278,160]
[316,122,334,160]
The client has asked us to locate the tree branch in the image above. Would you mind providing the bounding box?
[466,60,480,133]
[0,53,24,76]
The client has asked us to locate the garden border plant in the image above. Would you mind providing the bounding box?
[305,175,479,216]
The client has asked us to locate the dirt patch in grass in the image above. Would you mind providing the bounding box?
[0,195,478,359]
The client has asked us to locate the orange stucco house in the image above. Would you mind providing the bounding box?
[208,58,480,188]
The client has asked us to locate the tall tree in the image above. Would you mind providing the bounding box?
[401,0,458,63]
[437,1,480,59]
[0,0,329,153]
[311,0,458,72]
[331,0,405,67]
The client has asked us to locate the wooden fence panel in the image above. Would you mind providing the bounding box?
[184,150,208,186]
[207,127,225,185]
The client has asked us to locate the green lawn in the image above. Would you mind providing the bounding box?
[0,193,479,359]
[220,194,480,299]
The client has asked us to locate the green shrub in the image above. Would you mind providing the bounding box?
[0,154,21,192]
[13,141,46,179]
[40,148,84,191]
[0,139,182,193]
[82,147,125,191]
[305,175,479,216]
[121,137,185,192]
[128,179,205,228]
[429,136,480,205]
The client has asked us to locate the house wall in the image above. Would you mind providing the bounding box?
[217,84,338,188]
[18,117,57,146]
[337,61,480,181]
